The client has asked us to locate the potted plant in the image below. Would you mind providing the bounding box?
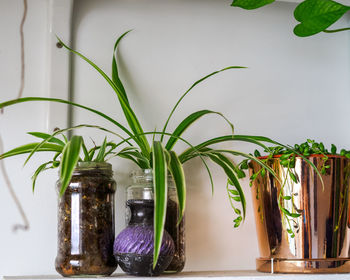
[0,130,123,276]
[244,139,350,273]
[0,31,283,275]
[230,0,350,37]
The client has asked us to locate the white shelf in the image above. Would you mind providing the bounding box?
[3,271,350,280]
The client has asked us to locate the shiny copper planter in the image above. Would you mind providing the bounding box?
[249,155,350,273]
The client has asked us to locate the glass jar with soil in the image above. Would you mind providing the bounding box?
[114,169,185,275]
[55,162,117,277]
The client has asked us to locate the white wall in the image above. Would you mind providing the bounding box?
[1,0,350,276]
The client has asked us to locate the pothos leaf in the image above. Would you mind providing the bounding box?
[294,0,350,37]
[231,0,275,10]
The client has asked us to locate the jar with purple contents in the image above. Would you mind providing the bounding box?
[113,169,185,276]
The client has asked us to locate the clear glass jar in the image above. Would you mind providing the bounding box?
[126,169,185,273]
[55,162,117,277]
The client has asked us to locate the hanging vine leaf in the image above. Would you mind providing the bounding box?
[231,0,275,10]
[294,0,350,37]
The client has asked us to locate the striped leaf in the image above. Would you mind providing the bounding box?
[165,110,234,151]
[59,136,83,196]
[161,66,245,142]
[168,151,186,223]
[0,97,135,142]
[0,143,63,160]
[56,37,151,157]
[28,132,65,146]
[179,135,272,163]
[207,153,246,219]
[152,141,168,268]
[32,161,53,192]
[95,137,107,162]
[112,30,132,104]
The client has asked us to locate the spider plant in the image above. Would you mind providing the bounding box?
[0,31,286,267]
[0,130,121,195]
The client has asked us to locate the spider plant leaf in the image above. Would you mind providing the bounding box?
[117,152,145,169]
[118,150,151,169]
[211,151,245,179]
[294,0,350,37]
[95,137,107,162]
[152,141,168,268]
[168,151,186,223]
[81,141,90,161]
[0,97,136,143]
[0,143,63,160]
[209,149,282,185]
[165,110,234,151]
[112,30,132,104]
[207,153,246,220]
[32,161,53,193]
[59,136,83,196]
[28,132,65,146]
[161,66,245,142]
[179,135,271,163]
[56,37,150,157]
[231,0,275,9]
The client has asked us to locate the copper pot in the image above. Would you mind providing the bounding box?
[249,155,350,273]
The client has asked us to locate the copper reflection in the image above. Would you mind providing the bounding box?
[250,156,350,273]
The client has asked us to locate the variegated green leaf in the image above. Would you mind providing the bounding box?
[28,132,65,146]
[59,136,83,196]
[112,30,132,104]
[152,141,168,268]
[168,151,186,223]
[165,110,234,151]
[161,66,245,142]
[0,143,63,160]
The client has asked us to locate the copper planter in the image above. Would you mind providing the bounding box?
[249,155,350,273]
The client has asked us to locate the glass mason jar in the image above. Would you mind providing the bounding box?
[126,169,185,273]
[55,162,117,277]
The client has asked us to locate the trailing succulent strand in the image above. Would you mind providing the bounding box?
[238,139,350,238]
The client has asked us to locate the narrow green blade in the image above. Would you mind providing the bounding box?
[161,66,245,142]
[179,135,271,162]
[95,137,107,162]
[28,132,65,146]
[32,161,53,192]
[168,151,186,223]
[152,141,168,268]
[165,110,234,151]
[59,136,82,196]
[0,97,135,141]
[57,36,151,157]
[0,143,63,160]
[207,153,246,219]
[112,30,132,104]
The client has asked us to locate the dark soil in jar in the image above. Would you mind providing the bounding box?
[55,171,117,276]
[126,199,185,273]
[115,253,173,276]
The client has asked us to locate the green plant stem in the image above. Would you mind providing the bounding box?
[324,27,350,33]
